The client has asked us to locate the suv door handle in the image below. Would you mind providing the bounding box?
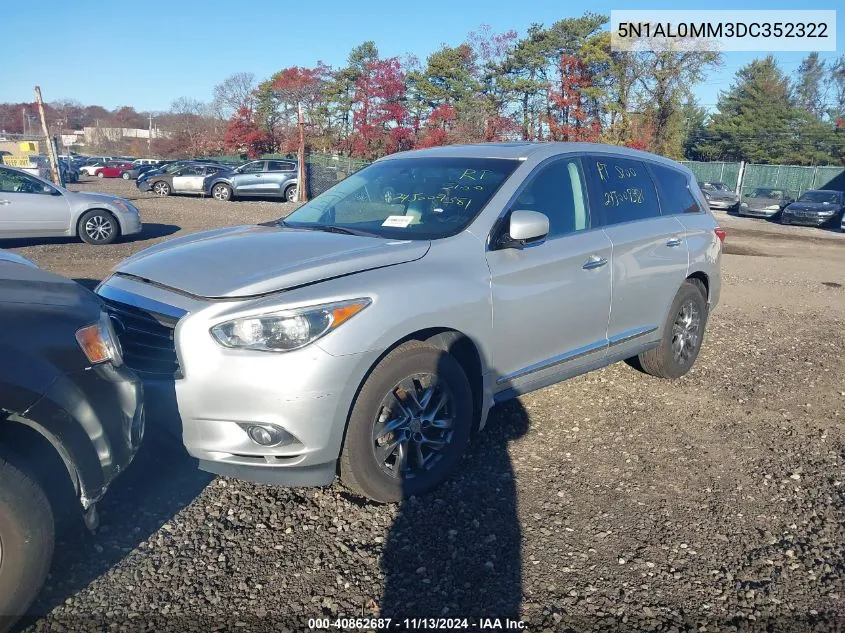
[582,255,608,270]
[666,237,683,247]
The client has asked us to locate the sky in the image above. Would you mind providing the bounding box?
[2,0,842,114]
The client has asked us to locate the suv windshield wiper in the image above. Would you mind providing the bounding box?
[279,221,378,237]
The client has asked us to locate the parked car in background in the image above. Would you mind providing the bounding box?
[98,142,722,503]
[138,163,227,196]
[118,165,143,180]
[0,165,142,244]
[94,161,135,179]
[203,159,299,202]
[780,190,845,228]
[80,160,109,176]
[698,181,739,211]
[132,158,162,167]
[737,187,794,219]
[0,251,143,630]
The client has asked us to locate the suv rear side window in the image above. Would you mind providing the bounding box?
[586,157,659,225]
[651,164,701,214]
[268,160,295,172]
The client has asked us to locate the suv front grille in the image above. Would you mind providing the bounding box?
[102,298,182,379]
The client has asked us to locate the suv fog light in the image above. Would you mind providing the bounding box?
[243,424,294,447]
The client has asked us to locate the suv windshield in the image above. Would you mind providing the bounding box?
[798,191,839,204]
[283,157,520,239]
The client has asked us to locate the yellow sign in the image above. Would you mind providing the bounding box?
[18,141,37,153]
[1,156,33,167]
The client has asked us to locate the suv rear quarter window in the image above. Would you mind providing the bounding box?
[650,164,702,214]
[585,156,660,225]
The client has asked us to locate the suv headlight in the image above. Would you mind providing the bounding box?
[210,298,371,352]
[76,311,123,366]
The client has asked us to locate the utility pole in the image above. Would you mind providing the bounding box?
[148,112,153,157]
[22,108,26,136]
[297,103,308,202]
[34,86,61,185]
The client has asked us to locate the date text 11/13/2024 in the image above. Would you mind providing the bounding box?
[308,617,527,630]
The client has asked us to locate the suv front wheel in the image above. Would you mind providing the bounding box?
[637,279,708,379]
[340,342,473,503]
[0,456,54,632]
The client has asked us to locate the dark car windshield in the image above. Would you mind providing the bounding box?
[748,188,785,199]
[700,182,730,192]
[283,157,520,240]
[797,191,840,204]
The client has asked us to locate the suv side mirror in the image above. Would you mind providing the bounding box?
[500,210,549,249]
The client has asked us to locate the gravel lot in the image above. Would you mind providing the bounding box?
[5,176,845,632]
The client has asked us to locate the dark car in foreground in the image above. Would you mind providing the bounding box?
[738,187,794,219]
[0,251,144,630]
[698,181,739,211]
[780,190,845,228]
[204,159,299,201]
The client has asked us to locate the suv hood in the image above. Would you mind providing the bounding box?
[111,224,431,299]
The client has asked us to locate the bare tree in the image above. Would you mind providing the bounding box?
[212,72,257,119]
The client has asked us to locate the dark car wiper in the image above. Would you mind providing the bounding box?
[279,221,378,237]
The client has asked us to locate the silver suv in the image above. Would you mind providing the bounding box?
[97,143,722,502]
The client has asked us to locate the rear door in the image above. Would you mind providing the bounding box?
[0,168,71,236]
[264,160,296,195]
[172,165,205,192]
[584,155,688,356]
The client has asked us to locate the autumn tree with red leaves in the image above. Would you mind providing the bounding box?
[348,58,412,159]
[224,106,273,158]
[547,55,601,142]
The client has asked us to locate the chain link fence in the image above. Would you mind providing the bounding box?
[681,160,845,199]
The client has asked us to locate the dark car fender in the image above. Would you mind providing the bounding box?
[1,363,143,509]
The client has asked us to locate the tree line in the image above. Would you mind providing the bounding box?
[2,13,843,165]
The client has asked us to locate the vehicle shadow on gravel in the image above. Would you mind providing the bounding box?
[379,379,528,623]
[0,223,180,249]
[16,430,213,629]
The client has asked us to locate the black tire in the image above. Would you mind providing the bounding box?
[284,184,297,202]
[637,280,708,380]
[340,341,473,503]
[0,456,54,632]
[152,180,170,197]
[212,183,233,201]
[121,171,131,180]
[78,209,119,245]
[780,215,790,225]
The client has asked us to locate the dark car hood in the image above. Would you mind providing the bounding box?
[0,261,101,316]
[786,202,838,212]
[111,224,431,299]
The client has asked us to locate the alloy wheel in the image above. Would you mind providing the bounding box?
[671,300,701,364]
[84,215,113,242]
[153,182,169,196]
[372,373,455,480]
[213,185,230,201]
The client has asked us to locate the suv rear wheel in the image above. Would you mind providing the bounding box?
[0,456,54,632]
[637,279,708,379]
[340,342,473,503]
